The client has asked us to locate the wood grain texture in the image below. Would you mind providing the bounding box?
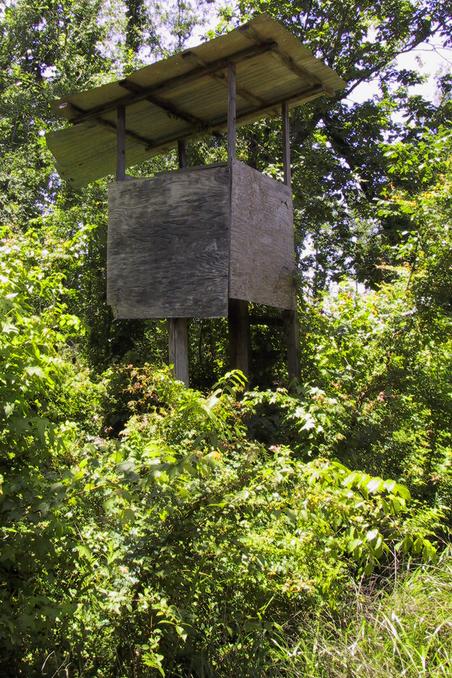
[116,105,126,180]
[107,164,229,319]
[229,160,296,310]
[283,308,300,383]
[168,317,189,385]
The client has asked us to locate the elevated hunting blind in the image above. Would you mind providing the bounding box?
[47,15,344,386]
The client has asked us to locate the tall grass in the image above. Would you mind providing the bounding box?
[269,552,451,677]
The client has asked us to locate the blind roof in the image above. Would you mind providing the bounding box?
[46,14,345,187]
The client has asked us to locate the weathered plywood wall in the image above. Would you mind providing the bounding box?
[107,164,230,318]
[229,160,295,310]
[107,160,295,319]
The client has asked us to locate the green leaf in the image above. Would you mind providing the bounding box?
[25,365,45,379]
[175,625,187,642]
[366,529,379,544]
[367,477,384,493]
[1,322,18,334]
[394,484,411,500]
[76,544,93,560]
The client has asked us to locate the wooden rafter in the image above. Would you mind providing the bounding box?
[182,50,266,108]
[57,83,323,159]
[64,77,323,159]
[206,83,323,136]
[95,115,155,147]
[47,15,346,187]
[127,82,324,153]
[63,101,155,147]
[271,50,328,91]
[119,79,207,129]
[62,41,278,125]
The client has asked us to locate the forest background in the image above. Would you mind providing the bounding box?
[0,0,451,676]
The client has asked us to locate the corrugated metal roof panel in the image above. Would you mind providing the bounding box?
[46,15,345,187]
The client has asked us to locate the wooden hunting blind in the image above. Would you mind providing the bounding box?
[47,14,344,385]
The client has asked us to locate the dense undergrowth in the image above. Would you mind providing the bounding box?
[0,318,449,677]
[1,147,451,674]
[0,0,451,670]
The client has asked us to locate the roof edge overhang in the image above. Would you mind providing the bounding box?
[46,14,346,187]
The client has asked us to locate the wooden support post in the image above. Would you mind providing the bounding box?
[116,105,126,181]
[168,139,190,386]
[227,64,249,378]
[283,309,299,383]
[229,299,249,375]
[282,101,291,187]
[227,63,237,162]
[282,102,300,383]
[168,317,189,386]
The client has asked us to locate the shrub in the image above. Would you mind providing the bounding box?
[11,371,440,676]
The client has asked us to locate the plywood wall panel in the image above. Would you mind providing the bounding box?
[107,165,230,318]
[229,160,295,310]
[107,160,296,318]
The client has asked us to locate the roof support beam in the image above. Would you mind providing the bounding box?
[63,101,155,148]
[116,105,126,180]
[239,23,323,89]
[208,83,324,139]
[141,83,324,153]
[93,115,155,147]
[227,63,237,162]
[280,101,300,384]
[271,50,324,90]
[168,138,190,387]
[282,101,291,187]
[226,62,249,381]
[64,41,277,125]
[53,82,324,185]
[119,79,207,129]
[182,51,266,108]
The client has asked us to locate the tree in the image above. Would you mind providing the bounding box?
[227,0,451,290]
[1,0,450,375]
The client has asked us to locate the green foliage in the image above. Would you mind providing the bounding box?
[244,274,451,506]
[0,162,450,672]
[273,551,452,677]
[243,128,451,508]
[0,225,104,673]
[0,1,451,675]
[0,286,444,675]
